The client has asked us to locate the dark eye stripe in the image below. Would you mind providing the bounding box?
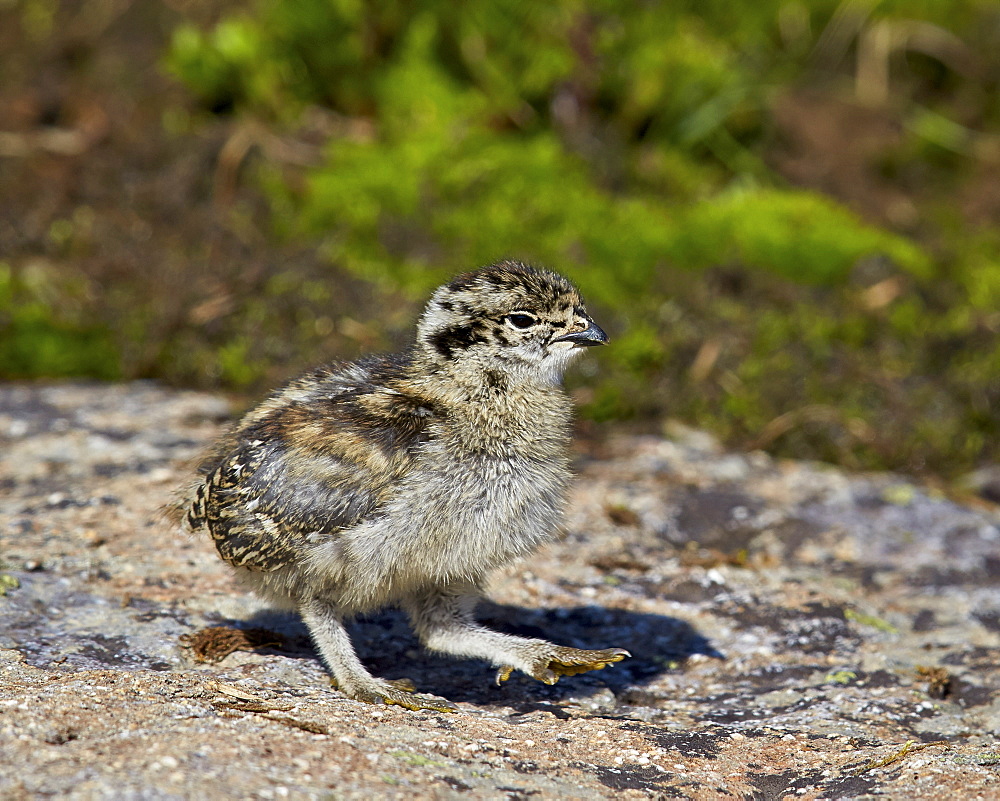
[430,324,488,359]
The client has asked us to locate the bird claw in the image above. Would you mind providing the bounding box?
[496,647,630,687]
[378,691,457,713]
[338,680,457,713]
[530,647,630,685]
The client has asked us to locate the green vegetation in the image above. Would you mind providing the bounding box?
[824,670,858,685]
[0,262,120,381]
[845,609,898,634]
[3,0,999,479]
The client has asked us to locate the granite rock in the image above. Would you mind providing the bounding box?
[2,382,999,799]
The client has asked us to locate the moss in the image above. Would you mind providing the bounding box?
[825,670,859,685]
[0,263,121,381]
[389,751,447,768]
[845,609,898,634]
[8,0,998,481]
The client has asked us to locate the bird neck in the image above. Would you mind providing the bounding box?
[402,351,573,456]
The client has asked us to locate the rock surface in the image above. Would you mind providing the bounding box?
[1,382,999,800]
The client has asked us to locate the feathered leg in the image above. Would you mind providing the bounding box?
[404,587,629,686]
[299,597,455,712]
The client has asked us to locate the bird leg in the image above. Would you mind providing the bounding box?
[404,589,630,687]
[298,598,456,713]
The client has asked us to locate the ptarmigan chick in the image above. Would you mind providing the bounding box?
[185,260,629,711]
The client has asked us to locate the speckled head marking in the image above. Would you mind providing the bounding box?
[416,261,607,382]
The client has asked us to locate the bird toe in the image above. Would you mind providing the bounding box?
[344,682,457,713]
[529,646,630,683]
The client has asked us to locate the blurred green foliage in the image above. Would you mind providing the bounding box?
[8,0,1000,478]
[166,0,1000,475]
[0,262,120,380]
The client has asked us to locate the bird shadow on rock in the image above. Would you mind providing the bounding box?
[238,600,721,712]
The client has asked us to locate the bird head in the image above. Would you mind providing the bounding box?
[416,261,607,386]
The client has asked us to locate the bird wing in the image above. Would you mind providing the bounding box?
[192,356,435,572]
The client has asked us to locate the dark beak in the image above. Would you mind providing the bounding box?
[552,320,609,347]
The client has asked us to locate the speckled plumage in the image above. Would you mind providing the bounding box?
[185,260,628,711]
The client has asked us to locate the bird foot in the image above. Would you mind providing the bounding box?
[330,676,418,692]
[334,678,457,713]
[495,646,630,686]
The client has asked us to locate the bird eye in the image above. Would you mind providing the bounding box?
[504,313,538,330]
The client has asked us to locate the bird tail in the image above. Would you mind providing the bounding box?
[159,479,208,532]
[185,482,209,530]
